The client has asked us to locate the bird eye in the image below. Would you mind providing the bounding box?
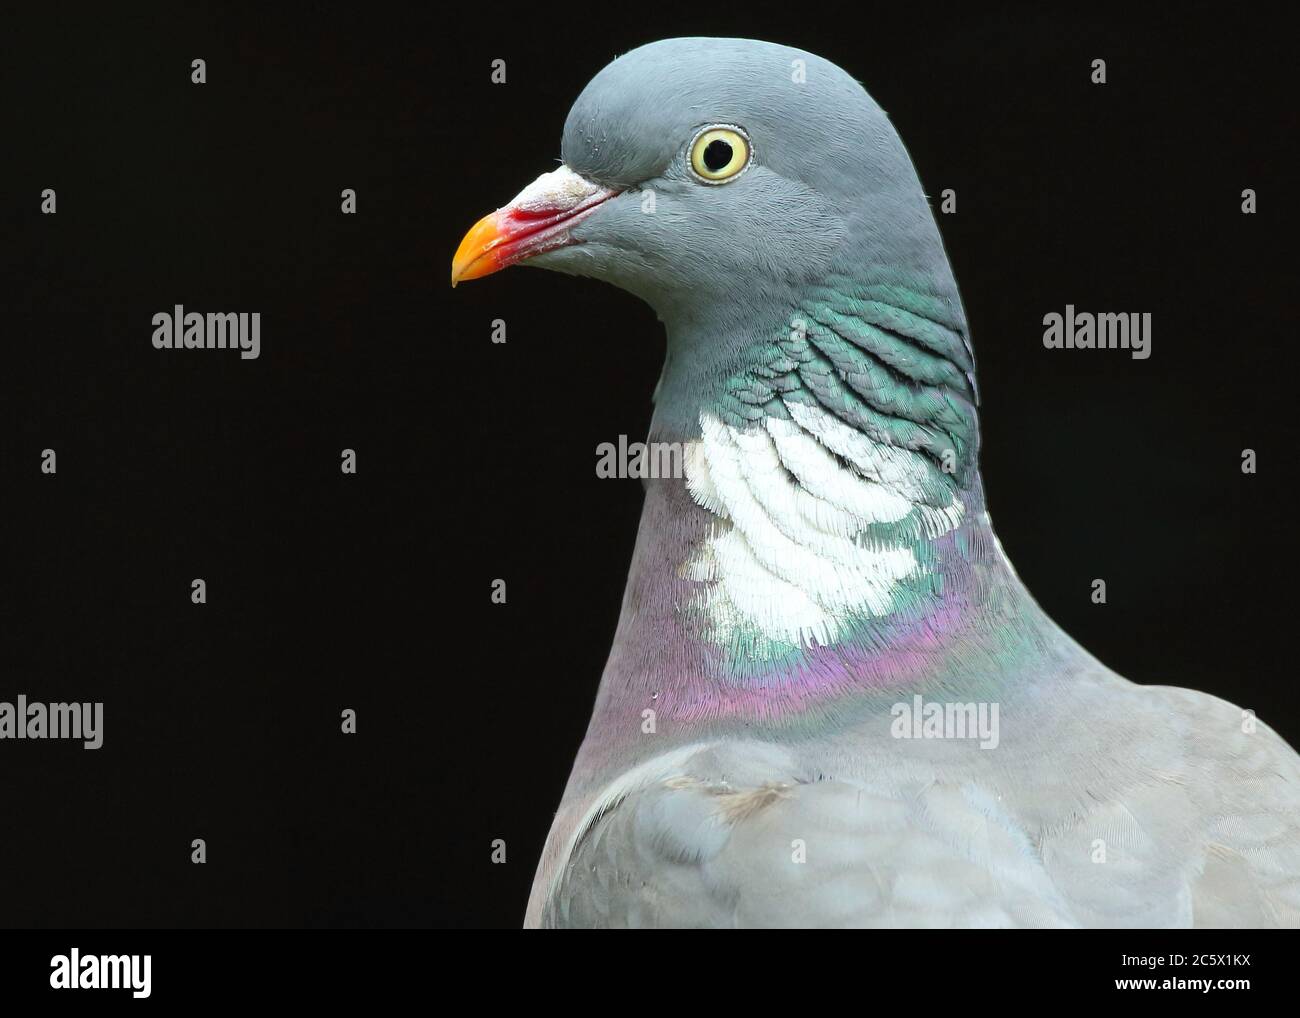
[688,126,751,183]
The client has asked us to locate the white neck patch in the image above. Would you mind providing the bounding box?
[679,402,964,653]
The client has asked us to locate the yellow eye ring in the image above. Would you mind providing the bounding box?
[688,125,752,183]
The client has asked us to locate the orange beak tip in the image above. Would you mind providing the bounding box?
[451,211,504,288]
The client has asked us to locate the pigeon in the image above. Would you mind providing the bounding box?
[452,37,1300,928]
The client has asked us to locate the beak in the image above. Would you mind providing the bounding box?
[451,165,618,286]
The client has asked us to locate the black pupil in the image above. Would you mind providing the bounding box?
[703,139,734,172]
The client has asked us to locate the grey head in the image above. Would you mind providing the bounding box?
[453,37,977,485]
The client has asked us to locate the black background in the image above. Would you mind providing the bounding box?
[4,1,1296,929]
